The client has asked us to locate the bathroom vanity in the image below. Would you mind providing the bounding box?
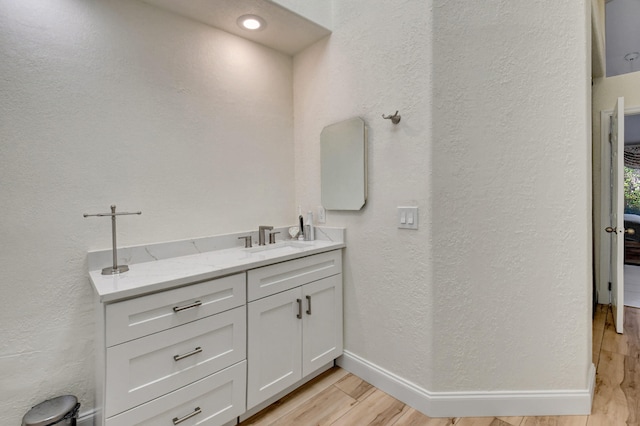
[89,234,344,426]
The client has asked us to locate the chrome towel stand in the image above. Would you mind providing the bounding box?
[84,205,142,275]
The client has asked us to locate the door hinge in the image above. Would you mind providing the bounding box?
[609,281,612,291]
[609,119,613,143]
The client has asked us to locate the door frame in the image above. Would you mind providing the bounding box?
[598,105,640,304]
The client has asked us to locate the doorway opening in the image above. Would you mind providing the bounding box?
[622,117,640,308]
[599,107,640,316]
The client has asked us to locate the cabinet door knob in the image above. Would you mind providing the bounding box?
[296,298,302,319]
[306,295,312,315]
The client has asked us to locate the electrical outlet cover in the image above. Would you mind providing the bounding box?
[317,206,326,223]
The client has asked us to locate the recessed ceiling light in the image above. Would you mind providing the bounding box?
[625,52,640,62]
[237,15,266,31]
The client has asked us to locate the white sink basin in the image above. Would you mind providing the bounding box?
[244,240,313,253]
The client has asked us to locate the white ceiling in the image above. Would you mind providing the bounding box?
[605,0,640,145]
[606,0,640,77]
[138,0,331,56]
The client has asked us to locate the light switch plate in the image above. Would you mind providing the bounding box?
[398,207,418,229]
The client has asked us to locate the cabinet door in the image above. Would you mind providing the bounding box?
[247,287,302,409]
[302,274,343,377]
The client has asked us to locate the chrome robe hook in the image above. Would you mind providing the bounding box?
[382,111,401,124]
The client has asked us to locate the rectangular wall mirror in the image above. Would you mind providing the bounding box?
[321,117,368,210]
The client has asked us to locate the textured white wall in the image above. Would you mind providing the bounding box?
[430,0,591,391]
[294,0,591,395]
[0,0,293,423]
[592,72,640,301]
[294,0,435,389]
[592,0,605,78]
[0,0,593,421]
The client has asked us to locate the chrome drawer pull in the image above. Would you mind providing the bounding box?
[306,295,312,315]
[173,407,201,425]
[173,347,202,361]
[173,300,202,312]
[296,298,302,319]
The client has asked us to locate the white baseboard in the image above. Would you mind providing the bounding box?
[77,409,96,426]
[337,351,595,418]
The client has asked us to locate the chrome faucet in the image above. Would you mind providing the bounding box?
[258,226,273,246]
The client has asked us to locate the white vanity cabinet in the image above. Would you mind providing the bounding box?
[95,273,247,426]
[90,237,345,425]
[246,250,343,410]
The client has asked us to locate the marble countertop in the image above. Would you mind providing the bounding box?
[89,239,345,303]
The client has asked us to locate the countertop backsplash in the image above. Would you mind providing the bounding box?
[87,226,345,273]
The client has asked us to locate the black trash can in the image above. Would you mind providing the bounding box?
[22,395,80,426]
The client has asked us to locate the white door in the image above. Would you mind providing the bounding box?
[609,97,625,333]
[247,287,302,410]
[302,275,343,377]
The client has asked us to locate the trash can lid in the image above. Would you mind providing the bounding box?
[22,395,78,426]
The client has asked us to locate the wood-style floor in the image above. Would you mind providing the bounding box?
[239,304,638,426]
[625,264,640,308]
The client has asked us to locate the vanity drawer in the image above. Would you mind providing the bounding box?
[106,360,246,426]
[106,273,245,346]
[105,306,246,417]
[247,250,342,301]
